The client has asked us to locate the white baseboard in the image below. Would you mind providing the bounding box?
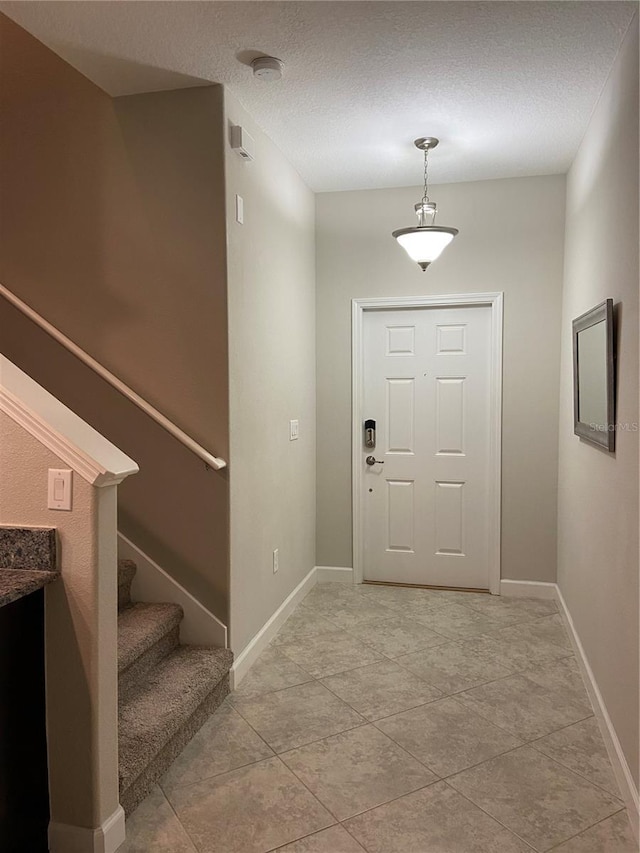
[230,565,317,689]
[499,579,557,599]
[316,565,353,583]
[49,805,125,853]
[555,585,639,841]
[118,533,227,648]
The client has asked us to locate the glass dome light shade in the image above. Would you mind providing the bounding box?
[392,226,458,271]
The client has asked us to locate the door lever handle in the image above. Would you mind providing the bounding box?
[365,456,384,466]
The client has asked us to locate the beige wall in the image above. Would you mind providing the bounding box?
[0,15,230,621]
[558,17,639,789]
[0,411,119,833]
[224,92,316,654]
[316,175,566,583]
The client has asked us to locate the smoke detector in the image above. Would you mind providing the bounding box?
[251,56,284,81]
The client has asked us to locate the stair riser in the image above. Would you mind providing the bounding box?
[118,581,134,611]
[117,559,137,611]
[120,675,230,815]
[119,626,180,702]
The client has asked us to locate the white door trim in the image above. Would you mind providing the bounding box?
[352,293,503,594]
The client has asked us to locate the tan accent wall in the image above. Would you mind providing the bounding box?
[316,174,566,583]
[0,14,230,620]
[224,92,317,654]
[0,410,119,832]
[558,18,639,787]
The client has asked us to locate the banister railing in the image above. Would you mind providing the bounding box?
[0,283,227,471]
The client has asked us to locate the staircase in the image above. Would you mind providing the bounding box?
[117,558,233,814]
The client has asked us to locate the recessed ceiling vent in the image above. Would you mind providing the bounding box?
[251,56,284,81]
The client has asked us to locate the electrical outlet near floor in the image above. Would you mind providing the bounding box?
[273,548,279,573]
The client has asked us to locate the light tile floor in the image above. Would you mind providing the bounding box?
[120,583,637,853]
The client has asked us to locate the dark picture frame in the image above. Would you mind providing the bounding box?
[572,298,615,452]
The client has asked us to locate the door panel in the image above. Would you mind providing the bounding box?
[387,480,415,552]
[387,379,415,454]
[435,377,465,455]
[434,481,465,556]
[362,305,492,589]
[386,325,416,355]
[436,324,466,354]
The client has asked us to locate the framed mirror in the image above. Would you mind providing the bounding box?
[572,298,615,451]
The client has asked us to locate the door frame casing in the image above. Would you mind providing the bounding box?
[351,292,504,594]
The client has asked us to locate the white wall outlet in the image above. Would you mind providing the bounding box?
[235,194,244,224]
[272,548,279,574]
[48,468,72,511]
[289,419,299,441]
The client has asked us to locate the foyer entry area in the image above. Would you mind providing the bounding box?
[120,582,634,853]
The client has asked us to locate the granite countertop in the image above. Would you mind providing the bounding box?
[0,569,60,607]
[0,527,60,607]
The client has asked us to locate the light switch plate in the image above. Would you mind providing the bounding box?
[235,194,244,224]
[289,419,299,440]
[48,468,72,511]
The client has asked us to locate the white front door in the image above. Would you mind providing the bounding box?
[362,305,492,589]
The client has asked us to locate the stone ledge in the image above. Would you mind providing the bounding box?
[0,527,57,572]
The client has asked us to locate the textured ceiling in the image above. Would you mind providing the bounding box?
[1,1,636,191]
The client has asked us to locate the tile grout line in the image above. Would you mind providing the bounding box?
[285,592,572,681]
[331,778,440,825]
[543,807,627,852]
[159,751,277,797]
[273,633,388,678]
[223,700,281,759]
[369,702,529,778]
[234,595,593,771]
[317,664,445,721]
[369,701,617,795]
[146,587,617,853]
[265,824,364,853]
[451,695,595,745]
[339,819,370,852]
[437,780,540,852]
[159,784,205,853]
[165,750,340,853]
[445,749,626,850]
[368,681,575,744]
[239,612,451,835]
[235,660,549,789]
[269,601,395,834]
[364,675,619,802]
[278,629,575,698]
[337,777,539,853]
[528,737,626,802]
[298,590,620,850]
[405,651,576,698]
[270,751,346,829]
[231,676,314,709]
[231,689,369,758]
[291,591,626,847]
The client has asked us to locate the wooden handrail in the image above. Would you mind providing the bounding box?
[0,284,227,471]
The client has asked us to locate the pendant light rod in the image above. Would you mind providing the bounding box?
[415,137,438,206]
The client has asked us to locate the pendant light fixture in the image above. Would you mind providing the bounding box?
[392,137,458,271]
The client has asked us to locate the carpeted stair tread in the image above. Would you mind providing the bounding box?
[118,602,183,673]
[119,645,233,794]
